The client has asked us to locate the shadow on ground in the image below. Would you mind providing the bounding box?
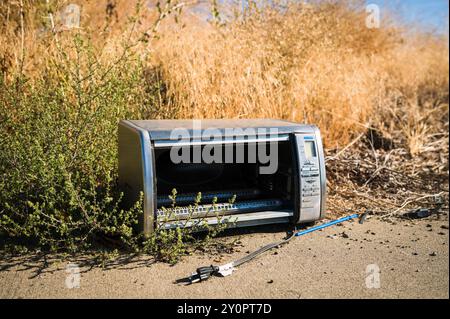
[0,221,308,279]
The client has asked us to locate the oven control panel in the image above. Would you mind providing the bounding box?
[295,134,322,222]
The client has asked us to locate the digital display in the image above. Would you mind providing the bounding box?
[304,141,317,159]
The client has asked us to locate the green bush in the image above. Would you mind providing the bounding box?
[0,34,228,261]
[148,189,234,264]
[0,35,146,251]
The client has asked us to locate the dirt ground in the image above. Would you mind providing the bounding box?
[0,214,448,299]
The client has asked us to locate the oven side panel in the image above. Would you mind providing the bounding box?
[118,121,155,235]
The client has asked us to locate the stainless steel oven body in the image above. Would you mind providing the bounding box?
[118,119,326,235]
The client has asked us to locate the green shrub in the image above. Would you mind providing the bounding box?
[146,189,234,264]
[0,34,146,251]
[0,34,229,260]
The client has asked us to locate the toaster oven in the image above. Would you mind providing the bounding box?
[118,119,326,235]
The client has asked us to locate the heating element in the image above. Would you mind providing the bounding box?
[118,119,326,234]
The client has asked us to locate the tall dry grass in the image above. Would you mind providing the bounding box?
[1,0,448,150]
[150,1,449,149]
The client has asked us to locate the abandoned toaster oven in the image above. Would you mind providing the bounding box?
[118,119,326,235]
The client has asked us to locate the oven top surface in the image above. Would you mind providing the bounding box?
[122,119,316,140]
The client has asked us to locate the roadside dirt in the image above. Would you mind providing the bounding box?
[0,214,448,299]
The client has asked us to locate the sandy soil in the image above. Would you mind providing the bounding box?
[0,215,448,299]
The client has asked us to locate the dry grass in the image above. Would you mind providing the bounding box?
[1,1,448,145]
[148,1,448,150]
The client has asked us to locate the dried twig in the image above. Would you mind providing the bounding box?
[326,131,365,162]
[18,0,25,75]
[381,191,446,219]
[363,150,393,186]
[45,0,58,43]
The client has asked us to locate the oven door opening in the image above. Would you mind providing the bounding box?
[154,141,295,224]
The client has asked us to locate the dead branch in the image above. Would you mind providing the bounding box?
[381,191,446,219]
